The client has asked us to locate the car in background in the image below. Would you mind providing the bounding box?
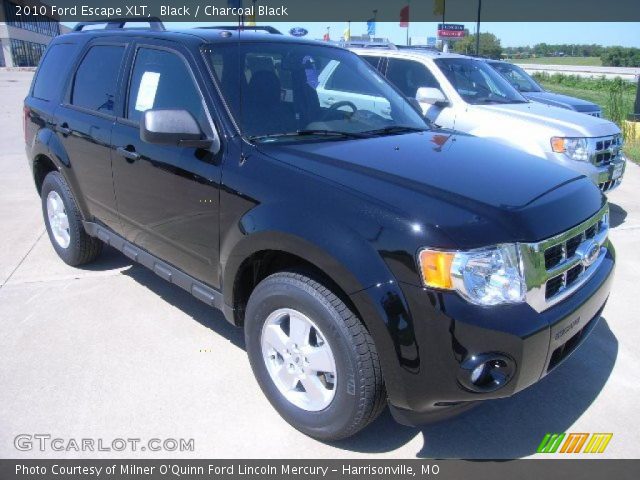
[349,47,625,193]
[485,60,602,117]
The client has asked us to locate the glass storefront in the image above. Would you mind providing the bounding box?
[10,39,46,67]
[3,1,60,37]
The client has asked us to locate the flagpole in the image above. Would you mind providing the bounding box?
[475,0,482,55]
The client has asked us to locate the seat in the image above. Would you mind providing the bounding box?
[243,70,296,136]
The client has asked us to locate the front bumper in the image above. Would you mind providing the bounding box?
[547,152,626,193]
[383,247,615,426]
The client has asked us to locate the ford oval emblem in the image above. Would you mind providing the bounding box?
[577,240,600,268]
[289,27,308,37]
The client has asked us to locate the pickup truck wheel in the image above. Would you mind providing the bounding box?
[41,171,102,266]
[245,271,386,440]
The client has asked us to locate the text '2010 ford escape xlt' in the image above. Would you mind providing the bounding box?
[24,20,615,440]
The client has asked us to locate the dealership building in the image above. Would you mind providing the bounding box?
[0,0,64,67]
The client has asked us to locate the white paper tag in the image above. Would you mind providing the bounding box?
[134,71,160,112]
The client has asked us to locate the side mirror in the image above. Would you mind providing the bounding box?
[416,87,448,107]
[141,109,218,151]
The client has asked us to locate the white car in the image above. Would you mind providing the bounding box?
[344,48,626,192]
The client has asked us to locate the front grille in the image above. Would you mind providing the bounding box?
[520,205,609,312]
[543,215,608,300]
[590,135,622,167]
[599,179,620,192]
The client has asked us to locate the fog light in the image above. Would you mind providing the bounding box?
[458,353,515,393]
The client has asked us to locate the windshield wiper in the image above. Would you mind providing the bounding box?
[249,129,368,141]
[362,125,430,136]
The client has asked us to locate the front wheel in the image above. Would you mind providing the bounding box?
[245,271,386,440]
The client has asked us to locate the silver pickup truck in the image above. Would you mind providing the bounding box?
[338,48,626,192]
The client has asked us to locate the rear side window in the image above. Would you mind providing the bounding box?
[326,63,377,95]
[32,44,79,101]
[71,45,125,114]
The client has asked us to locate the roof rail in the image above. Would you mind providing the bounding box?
[345,40,398,50]
[197,25,282,35]
[73,18,165,32]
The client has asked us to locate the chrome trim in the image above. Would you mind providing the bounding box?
[587,134,623,167]
[520,204,609,312]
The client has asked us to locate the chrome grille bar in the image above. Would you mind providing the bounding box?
[519,204,609,312]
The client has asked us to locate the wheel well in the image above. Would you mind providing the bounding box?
[33,155,57,195]
[232,250,361,327]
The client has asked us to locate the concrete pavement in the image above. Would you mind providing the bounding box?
[1,70,639,459]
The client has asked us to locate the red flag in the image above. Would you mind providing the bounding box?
[399,4,410,27]
[323,32,330,41]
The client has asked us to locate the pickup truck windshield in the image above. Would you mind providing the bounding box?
[434,58,529,105]
[203,43,427,142]
[488,62,543,93]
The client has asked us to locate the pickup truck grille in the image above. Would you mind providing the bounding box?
[589,134,622,167]
[520,205,609,312]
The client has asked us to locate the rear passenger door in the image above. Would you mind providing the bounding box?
[110,41,222,288]
[54,42,127,231]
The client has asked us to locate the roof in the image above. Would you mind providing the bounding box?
[349,47,469,61]
[61,26,327,48]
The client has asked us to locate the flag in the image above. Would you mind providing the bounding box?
[367,18,376,36]
[323,29,330,41]
[343,24,351,41]
[400,4,410,27]
[245,14,256,26]
[434,0,445,16]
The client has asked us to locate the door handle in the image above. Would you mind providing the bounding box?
[58,123,71,136]
[116,146,141,162]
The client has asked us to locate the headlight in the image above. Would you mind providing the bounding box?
[417,244,525,306]
[551,137,589,162]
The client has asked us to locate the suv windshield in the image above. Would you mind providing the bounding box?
[434,57,528,105]
[204,43,427,142]
[488,62,543,93]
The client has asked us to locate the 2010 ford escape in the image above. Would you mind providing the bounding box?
[24,20,615,440]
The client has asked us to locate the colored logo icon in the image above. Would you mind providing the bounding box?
[537,433,613,454]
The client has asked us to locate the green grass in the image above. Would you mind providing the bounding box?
[538,80,640,163]
[510,56,602,66]
[625,140,640,164]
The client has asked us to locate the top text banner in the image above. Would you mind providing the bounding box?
[15,0,640,22]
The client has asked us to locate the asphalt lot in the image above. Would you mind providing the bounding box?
[1,70,639,459]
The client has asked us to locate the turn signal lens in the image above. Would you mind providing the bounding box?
[418,249,454,289]
[551,137,565,153]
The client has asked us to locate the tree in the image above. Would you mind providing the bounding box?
[453,32,502,59]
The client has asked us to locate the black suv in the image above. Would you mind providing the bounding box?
[24,21,615,440]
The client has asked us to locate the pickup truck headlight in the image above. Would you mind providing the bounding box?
[418,244,525,306]
[551,137,589,162]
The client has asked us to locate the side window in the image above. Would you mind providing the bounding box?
[387,59,440,98]
[361,55,381,71]
[71,45,124,113]
[32,43,79,101]
[127,48,207,128]
[326,62,377,95]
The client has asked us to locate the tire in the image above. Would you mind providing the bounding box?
[41,171,102,266]
[245,271,386,440]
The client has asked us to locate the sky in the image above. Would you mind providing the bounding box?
[157,21,640,47]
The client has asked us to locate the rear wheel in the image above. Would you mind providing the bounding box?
[245,271,386,440]
[41,171,102,266]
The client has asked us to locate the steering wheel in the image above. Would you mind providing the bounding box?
[322,100,358,120]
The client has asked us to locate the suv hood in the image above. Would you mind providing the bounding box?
[524,91,601,113]
[257,131,604,246]
[473,101,618,137]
